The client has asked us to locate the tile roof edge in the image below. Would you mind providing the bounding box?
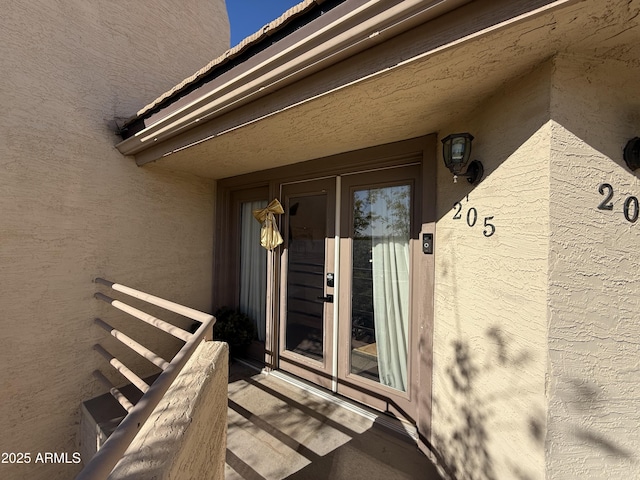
[135,0,323,119]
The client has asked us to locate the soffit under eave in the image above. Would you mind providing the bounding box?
[141,54,553,180]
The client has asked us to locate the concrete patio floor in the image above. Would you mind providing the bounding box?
[225,361,445,480]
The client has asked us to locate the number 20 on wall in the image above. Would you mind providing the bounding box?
[597,183,639,223]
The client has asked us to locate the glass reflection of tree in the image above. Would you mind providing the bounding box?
[354,187,410,236]
[351,186,410,346]
[352,192,374,346]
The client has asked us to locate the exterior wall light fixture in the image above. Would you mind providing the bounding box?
[623,137,640,171]
[442,132,484,184]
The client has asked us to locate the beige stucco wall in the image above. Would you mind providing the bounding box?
[431,62,552,480]
[0,2,229,479]
[108,341,228,480]
[546,54,640,479]
[431,53,640,480]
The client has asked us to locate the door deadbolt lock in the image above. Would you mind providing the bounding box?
[326,272,334,288]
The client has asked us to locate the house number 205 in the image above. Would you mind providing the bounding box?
[452,196,496,237]
[597,183,639,223]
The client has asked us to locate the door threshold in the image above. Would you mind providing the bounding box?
[264,367,418,443]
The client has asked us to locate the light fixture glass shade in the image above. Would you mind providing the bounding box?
[442,133,474,175]
[624,137,640,171]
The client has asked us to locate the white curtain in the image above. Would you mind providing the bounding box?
[240,201,267,341]
[370,188,410,392]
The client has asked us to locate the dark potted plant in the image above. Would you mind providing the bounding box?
[212,307,257,357]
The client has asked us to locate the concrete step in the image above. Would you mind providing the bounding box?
[226,361,443,480]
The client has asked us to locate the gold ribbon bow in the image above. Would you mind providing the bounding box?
[253,199,285,250]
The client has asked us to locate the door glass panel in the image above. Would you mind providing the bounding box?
[239,200,267,341]
[351,185,411,392]
[285,194,327,361]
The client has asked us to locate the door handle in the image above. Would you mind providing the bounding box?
[317,294,334,303]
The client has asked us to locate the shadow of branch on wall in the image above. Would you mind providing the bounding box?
[429,327,637,480]
[574,430,633,458]
[562,377,634,460]
[429,325,541,480]
[436,338,497,480]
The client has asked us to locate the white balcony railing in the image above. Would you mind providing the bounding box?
[76,278,216,480]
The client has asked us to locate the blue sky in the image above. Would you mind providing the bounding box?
[226,0,302,46]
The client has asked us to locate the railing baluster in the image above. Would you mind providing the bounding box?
[95,318,170,371]
[93,344,150,394]
[93,370,134,413]
[95,277,212,323]
[95,292,192,342]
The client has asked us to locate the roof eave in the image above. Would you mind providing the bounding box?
[115,0,471,158]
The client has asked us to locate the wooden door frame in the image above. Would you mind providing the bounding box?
[336,164,422,422]
[215,134,436,439]
[277,177,337,390]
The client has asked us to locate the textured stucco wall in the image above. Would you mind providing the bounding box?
[108,341,229,480]
[546,55,640,479]
[431,63,552,480]
[0,2,229,479]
